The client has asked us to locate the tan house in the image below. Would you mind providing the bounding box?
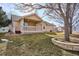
[9,14,56,34]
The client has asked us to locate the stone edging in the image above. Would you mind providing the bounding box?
[70,37,79,43]
[51,38,79,51]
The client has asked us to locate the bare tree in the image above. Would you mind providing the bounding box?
[68,4,77,34]
[15,3,34,13]
[35,4,79,34]
[15,3,79,41]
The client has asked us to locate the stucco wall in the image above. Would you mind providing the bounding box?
[46,26,55,32]
[36,22,56,32]
[36,23,42,31]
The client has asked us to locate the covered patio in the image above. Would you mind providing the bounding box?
[12,14,43,34]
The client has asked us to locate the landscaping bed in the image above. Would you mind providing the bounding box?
[70,34,79,38]
[51,38,79,51]
[69,34,79,43]
[46,32,79,53]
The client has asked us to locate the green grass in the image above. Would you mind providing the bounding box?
[0,33,79,56]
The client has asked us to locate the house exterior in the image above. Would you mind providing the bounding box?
[9,14,56,34]
[56,26,64,32]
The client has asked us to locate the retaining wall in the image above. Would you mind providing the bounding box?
[51,38,79,51]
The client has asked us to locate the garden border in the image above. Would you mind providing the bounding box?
[51,38,79,51]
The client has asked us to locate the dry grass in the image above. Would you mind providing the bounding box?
[46,32,64,41]
[0,33,79,56]
[0,33,63,56]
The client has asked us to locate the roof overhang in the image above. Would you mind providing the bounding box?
[23,14,42,22]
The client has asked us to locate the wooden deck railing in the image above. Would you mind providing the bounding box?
[23,26,43,32]
[23,26,36,31]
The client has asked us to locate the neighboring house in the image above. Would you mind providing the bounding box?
[0,27,9,33]
[9,14,56,34]
[56,26,64,32]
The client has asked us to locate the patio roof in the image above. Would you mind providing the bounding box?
[23,14,42,22]
[11,13,56,26]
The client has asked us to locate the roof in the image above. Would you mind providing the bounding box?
[11,14,56,26]
[23,14,42,22]
[12,15,21,21]
[12,14,42,22]
[42,21,56,26]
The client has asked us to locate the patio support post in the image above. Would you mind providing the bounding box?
[20,18,24,34]
[12,22,15,34]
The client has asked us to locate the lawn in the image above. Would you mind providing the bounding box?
[0,32,79,56]
[45,32,64,41]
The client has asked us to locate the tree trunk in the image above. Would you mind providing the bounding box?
[64,18,70,41]
[69,21,72,34]
[63,3,70,41]
[69,18,72,34]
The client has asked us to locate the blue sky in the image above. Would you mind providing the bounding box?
[0,3,63,26]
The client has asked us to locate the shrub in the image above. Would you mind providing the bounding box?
[15,31,21,34]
